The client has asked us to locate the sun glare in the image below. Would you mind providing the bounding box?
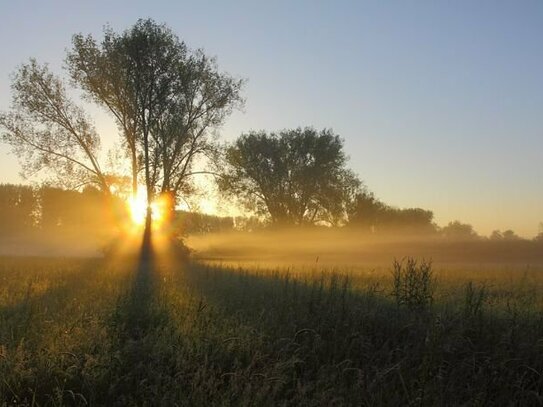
[127,189,168,228]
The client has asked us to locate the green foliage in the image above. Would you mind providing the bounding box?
[218,127,361,226]
[391,257,434,311]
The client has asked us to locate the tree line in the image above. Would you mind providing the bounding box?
[0,184,117,238]
[2,182,541,243]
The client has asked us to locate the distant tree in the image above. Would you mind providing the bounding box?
[218,128,361,226]
[535,223,543,242]
[441,221,479,240]
[383,207,436,233]
[489,230,503,240]
[0,60,109,193]
[39,185,111,234]
[39,187,78,230]
[233,215,268,232]
[347,190,386,231]
[175,211,234,235]
[348,191,436,234]
[0,184,36,236]
[490,229,522,241]
[502,229,521,241]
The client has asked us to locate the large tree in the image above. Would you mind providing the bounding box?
[0,60,109,193]
[1,19,243,229]
[67,19,244,209]
[218,127,361,226]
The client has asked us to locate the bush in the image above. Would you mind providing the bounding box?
[391,257,434,311]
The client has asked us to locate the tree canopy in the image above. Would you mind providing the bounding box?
[218,127,361,226]
[67,19,244,205]
[0,60,109,192]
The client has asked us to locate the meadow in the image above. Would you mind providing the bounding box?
[2,248,543,406]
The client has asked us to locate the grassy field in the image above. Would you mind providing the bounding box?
[2,252,543,406]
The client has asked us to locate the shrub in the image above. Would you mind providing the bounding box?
[391,257,434,311]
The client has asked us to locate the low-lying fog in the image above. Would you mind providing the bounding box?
[187,228,543,266]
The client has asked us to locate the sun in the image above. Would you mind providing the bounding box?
[127,189,168,227]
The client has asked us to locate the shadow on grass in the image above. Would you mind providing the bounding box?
[121,225,155,340]
[180,261,543,406]
[99,225,180,404]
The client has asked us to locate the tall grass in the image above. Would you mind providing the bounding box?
[1,255,543,405]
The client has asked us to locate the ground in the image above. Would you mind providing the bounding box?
[2,239,543,405]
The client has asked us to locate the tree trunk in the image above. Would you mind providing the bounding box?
[131,146,138,198]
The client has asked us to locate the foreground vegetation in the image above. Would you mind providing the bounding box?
[1,254,543,406]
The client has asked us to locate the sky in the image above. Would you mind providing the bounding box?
[0,0,541,237]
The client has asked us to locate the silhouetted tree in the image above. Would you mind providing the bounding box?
[347,190,386,231]
[2,20,243,231]
[348,191,436,234]
[0,61,109,192]
[489,230,503,240]
[39,185,111,234]
[382,207,436,233]
[535,223,543,242]
[502,229,521,241]
[0,184,36,236]
[490,229,522,241]
[218,128,361,226]
[40,187,74,230]
[175,211,234,235]
[68,19,244,211]
[441,220,479,240]
[233,215,268,232]
[67,29,141,196]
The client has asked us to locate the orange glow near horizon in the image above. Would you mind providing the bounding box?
[127,189,169,228]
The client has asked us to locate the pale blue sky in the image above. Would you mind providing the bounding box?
[0,1,541,236]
